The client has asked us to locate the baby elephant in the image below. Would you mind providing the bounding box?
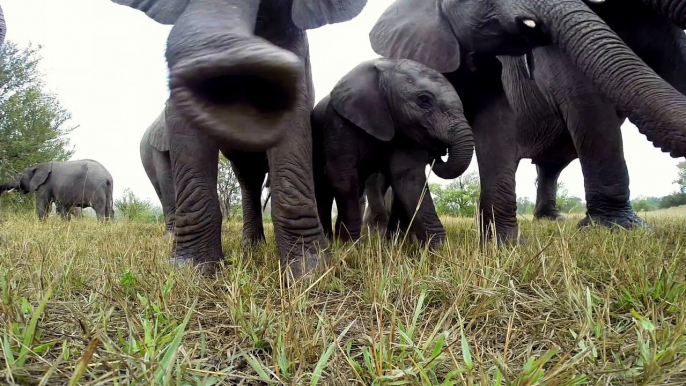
[313,58,474,248]
[0,160,114,220]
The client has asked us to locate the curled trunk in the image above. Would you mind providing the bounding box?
[432,121,474,179]
[166,0,303,152]
[538,0,686,157]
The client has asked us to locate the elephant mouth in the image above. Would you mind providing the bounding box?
[167,40,304,152]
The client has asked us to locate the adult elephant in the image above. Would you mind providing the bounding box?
[112,0,367,278]
[140,105,176,232]
[0,160,114,220]
[312,59,474,248]
[370,0,686,242]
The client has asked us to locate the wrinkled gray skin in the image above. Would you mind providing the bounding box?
[313,59,474,248]
[370,0,686,243]
[0,160,114,220]
[112,0,367,279]
[140,105,176,232]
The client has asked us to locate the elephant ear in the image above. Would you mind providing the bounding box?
[369,0,461,73]
[111,0,189,25]
[291,0,368,30]
[146,108,170,152]
[29,163,52,192]
[331,60,395,142]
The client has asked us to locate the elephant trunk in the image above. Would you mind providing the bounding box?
[538,0,686,157]
[166,0,303,152]
[432,119,474,180]
[0,182,18,195]
[640,0,686,28]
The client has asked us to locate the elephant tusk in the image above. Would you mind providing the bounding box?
[522,19,537,28]
[585,0,605,3]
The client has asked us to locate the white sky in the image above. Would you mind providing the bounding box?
[2,0,682,205]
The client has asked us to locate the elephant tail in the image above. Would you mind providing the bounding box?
[105,179,114,219]
[262,174,271,213]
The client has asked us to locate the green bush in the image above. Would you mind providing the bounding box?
[114,189,163,223]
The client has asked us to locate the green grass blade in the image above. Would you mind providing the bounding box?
[17,279,55,367]
[155,298,197,384]
[311,320,355,386]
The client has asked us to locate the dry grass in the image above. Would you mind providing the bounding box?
[1,210,686,385]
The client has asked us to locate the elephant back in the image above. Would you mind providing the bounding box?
[144,108,170,152]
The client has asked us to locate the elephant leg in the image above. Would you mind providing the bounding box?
[332,175,363,243]
[266,98,329,281]
[388,148,446,249]
[386,190,410,239]
[228,151,268,248]
[57,203,69,220]
[315,180,335,241]
[36,193,51,220]
[167,106,223,275]
[565,100,645,229]
[153,150,176,232]
[363,173,391,233]
[94,195,108,220]
[473,98,520,244]
[533,160,572,221]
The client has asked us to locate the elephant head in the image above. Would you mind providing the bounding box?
[18,163,52,194]
[330,59,474,179]
[112,0,367,151]
[370,0,686,158]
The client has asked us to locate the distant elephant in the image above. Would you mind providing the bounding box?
[0,160,114,220]
[112,0,368,279]
[140,105,176,232]
[370,0,686,242]
[313,59,474,248]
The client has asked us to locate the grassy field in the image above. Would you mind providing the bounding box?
[1,211,686,385]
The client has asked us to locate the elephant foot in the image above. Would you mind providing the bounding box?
[577,212,649,230]
[169,254,221,278]
[241,233,266,249]
[534,211,566,222]
[426,233,447,250]
[480,225,521,247]
[281,248,333,286]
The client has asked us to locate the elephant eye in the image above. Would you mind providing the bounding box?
[416,94,432,109]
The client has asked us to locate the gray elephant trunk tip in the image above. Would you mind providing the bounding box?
[165,0,304,152]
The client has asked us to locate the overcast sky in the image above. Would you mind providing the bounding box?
[2,0,682,205]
